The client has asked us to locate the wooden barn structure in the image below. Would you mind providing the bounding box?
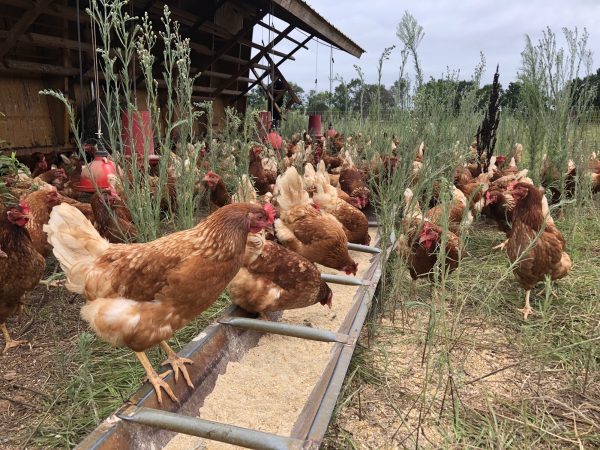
[0,0,363,157]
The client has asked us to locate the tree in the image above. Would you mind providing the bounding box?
[305,90,331,113]
[247,87,267,110]
[284,81,305,110]
[502,81,523,111]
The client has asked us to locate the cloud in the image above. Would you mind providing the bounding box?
[260,0,600,92]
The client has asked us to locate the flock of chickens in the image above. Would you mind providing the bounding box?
[1,132,599,406]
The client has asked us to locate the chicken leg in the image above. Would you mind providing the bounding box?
[159,342,194,388]
[1,323,26,354]
[518,290,535,320]
[135,351,178,404]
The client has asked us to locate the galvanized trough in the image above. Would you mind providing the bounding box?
[76,221,394,450]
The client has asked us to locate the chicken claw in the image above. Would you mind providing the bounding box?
[492,239,508,251]
[135,351,179,404]
[518,290,535,320]
[159,342,194,389]
[1,323,26,354]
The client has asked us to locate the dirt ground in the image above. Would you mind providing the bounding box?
[0,259,85,449]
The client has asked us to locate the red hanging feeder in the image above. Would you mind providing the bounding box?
[121,111,160,166]
[257,111,272,141]
[267,129,282,150]
[308,114,322,139]
[74,144,117,192]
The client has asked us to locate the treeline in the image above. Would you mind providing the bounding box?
[248,68,600,116]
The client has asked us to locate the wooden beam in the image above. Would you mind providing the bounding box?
[186,0,227,34]
[266,55,301,105]
[271,0,364,58]
[0,58,80,76]
[193,11,265,76]
[0,30,94,52]
[250,66,281,114]
[213,24,294,98]
[201,70,255,83]
[256,20,309,50]
[0,0,57,60]
[234,33,312,101]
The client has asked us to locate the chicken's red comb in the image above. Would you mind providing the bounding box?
[311,202,321,212]
[507,181,518,191]
[263,202,276,224]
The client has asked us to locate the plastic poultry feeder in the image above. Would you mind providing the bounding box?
[308,114,322,139]
[74,144,117,192]
[267,129,282,150]
[121,111,160,166]
[257,111,272,140]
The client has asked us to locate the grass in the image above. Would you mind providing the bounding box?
[324,204,600,449]
[30,293,231,448]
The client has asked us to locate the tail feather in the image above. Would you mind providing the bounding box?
[43,203,109,293]
[275,167,311,212]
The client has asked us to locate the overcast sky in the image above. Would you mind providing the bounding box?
[256,0,600,93]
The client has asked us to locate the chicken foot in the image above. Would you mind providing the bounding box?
[135,351,178,404]
[1,323,26,354]
[518,290,535,320]
[159,342,194,389]
[492,239,508,251]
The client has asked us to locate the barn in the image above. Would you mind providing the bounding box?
[0,0,364,157]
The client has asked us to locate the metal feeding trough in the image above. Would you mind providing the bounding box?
[76,216,394,450]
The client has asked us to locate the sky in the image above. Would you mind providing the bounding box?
[254,0,600,93]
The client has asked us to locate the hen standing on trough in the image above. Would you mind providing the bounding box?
[0,201,45,353]
[44,202,275,403]
[504,182,572,319]
[274,167,358,274]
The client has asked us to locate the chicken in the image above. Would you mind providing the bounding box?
[540,154,562,204]
[397,220,462,282]
[58,194,95,223]
[590,153,600,194]
[311,163,370,245]
[274,167,357,275]
[28,153,48,178]
[44,201,275,403]
[202,171,231,211]
[504,182,572,319]
[23,188,62,256]
[228,232,333,317]
[91,189,138,243]
[425,186,473,234]
[249,145,277,195]
[339,152,370,209]
[0,201,45,353]
[484,172,550,250]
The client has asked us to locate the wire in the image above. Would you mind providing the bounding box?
[90,15,102,141]
[329,43,333,114]
[314,38,318,90]
[75,0,84,138]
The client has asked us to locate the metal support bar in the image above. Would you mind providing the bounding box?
[319,273,368,286]
[368,221,379,227]
[219,317,349,344]
[347,243,381,254]
[118,406,305,450]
